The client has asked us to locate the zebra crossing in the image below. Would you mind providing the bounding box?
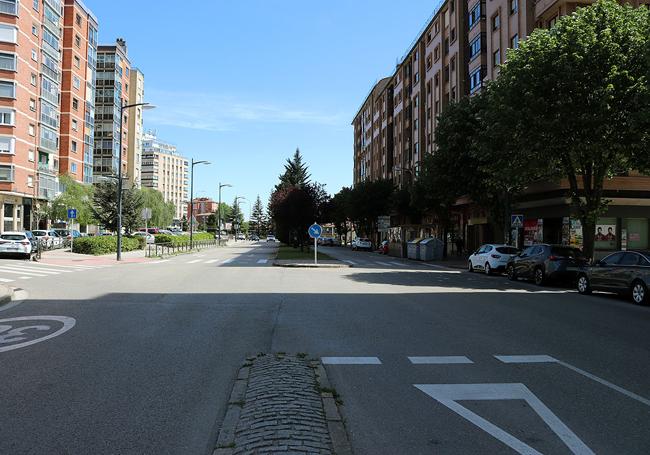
[151,257,271,266]
[0,260,111,283]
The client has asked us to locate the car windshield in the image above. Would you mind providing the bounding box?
[496,246,519,254]
[33,231,47,236]
[1,234,25,240]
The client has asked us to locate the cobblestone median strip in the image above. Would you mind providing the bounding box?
[213,354,353,455]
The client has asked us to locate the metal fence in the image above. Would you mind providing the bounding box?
[145,239,227,258]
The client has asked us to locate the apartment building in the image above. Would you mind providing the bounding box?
[60,0,96,185]
[141,131,188,221]
[126,67,143,188]
[0,0,64,231]
[93,38,129,182]
[187,197,217,227]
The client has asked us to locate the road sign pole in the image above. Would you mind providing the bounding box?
[69,217,73,252]
[315,237,317,265]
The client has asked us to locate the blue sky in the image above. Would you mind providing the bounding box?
[85,0,436,218]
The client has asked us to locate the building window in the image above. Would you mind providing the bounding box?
[0,80,15,98]
[493,49,501,66]
[28,124,35,136]
[0,24,17,43]
[414,72,419,83]
[470,67,483,93]
[31,73,37,86]
[0,165,14,182]
[0,136,15,154]
[28,175,34,187]
[28,149,34,162]
[71,141,77,152]
[511,34,519,49]
[450,0,455,13]
[33,0,38,10]
[0,0,18,15]
[72,98,79,110]
[71,162,78,174]
[492,14,500,30]
[434,73,439,87]
[510,0,518,14]
[469,3,482,29]
[0,52,16,72]
[434,45,440,61]
[32,49,38,61]
[29,98,36,111]
[75,35,81,48]
[74,56,80,68]
[451,27,456,42]
[32,24,38,36]
[444,38,449,55]
[450,56,456,72]
[434,20,440,35]
[72,119,78,131]
[73,76,81,89]
[76,14,82,26]
[469,36,481,59]
[0,108,13,125]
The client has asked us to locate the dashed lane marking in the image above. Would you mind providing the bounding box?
[206,259,220,264]
[187,259,202,264]
[389,261,406,267]
[408,356,474,364]
[257,259,268,264]
[321,357,382,365]
[151,260,170,264]
[495,355,557,364]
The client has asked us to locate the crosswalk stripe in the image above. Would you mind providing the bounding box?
[222,258,234,264]
[257,259,268,264]
[0,278,13,283]
[3,266,61,275]
[0,267,48,277]
[187,259,202,264]
[206,259,220,264]
[343,260,356,265]
[376,261,392,266]
[389,261,405,267]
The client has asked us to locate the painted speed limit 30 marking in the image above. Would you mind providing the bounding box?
[0,316,76,353]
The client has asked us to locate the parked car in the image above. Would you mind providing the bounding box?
[32,229,62,249]
[236,233,246,240]
[53,229,81,240]
[267,235,276,242]
[378,240,389,254]
[576,250,650,305]
[468,244,519,275]
[506,244,587,285]
[24,231,39,250]
[0,232,34,258]
[351,238,372,251]
[140,228,160,235]
[132,231,155,244]
[250,235,260,242]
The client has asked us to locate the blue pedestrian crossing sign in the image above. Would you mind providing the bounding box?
[67,208,77,219]
[308,223,323,239]
[511,214,524,228]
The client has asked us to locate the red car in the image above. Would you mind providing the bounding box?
[378,240,389,254]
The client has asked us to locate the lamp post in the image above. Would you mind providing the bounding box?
[189,158,211,250]
[116,102,155,261]
[218,182,232,244]
[233,196,247,242]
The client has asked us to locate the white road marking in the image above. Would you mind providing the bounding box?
[408,356,474,364]
[206,259,220,264]
[19,277,31,280]
[151,260,170,264]
[0,267,48,277]
[389,261,406,267]
[423,263,450,269]
[415,383,594,455]
[494,354,650,407]
[321,356,382,365]
[222,258,234,264]
[4,266,61,275]
[376,261,392,266]
[187,259,202,264]
[0,316,76,353]
[343,260,356,265]
[0,278,13,282]
[257,259,268,264]
[495,355,558,364]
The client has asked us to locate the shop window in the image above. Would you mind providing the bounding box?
[595,218,617,250]
[623,218,648,250]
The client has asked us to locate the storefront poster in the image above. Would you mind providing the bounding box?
[570,219,583,249]
[595,223,617,250]
[523,219,543,246]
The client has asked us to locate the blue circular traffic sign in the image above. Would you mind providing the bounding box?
[308,223,323,239]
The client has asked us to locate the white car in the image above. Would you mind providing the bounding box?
[468,244,520,275]
[133,231,155,244]
[351,237,372,251]
[0,232,34,258]
[267,235,276,242]
[32,229,63,249]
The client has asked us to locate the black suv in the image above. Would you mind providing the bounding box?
[506,244,587,285]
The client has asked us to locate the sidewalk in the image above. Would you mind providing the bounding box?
[426,256,468,270]
[37,248,150,266]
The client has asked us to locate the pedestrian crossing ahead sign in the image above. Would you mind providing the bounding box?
[511,214,524,228]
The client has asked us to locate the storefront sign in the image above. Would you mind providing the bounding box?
[523,219,543,246]
[570,219,583,249]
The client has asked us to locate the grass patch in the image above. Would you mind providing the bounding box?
[276,245,332,261]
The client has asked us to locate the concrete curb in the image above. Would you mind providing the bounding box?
[0,284,14,306]
[213,359,252,455]
[273,261,351,269]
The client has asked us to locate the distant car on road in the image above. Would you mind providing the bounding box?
[468,244,519,275]
[576,250,650,305]
[351,238,372,251]
[0,232,34,258]
[250,235,260,242]
[506,244,587,285]
[267,235,276,242]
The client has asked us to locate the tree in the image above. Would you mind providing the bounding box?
[92,178,144,232]
[277,148,310,189]
[490,0,650,258]
[218,202,232,232]
[228,198,244,235]
[50,175,95,228]
[139,187,175,228]
[250,195,267,236]
[345,180,393,238]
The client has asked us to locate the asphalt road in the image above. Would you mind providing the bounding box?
[0,242,648,454]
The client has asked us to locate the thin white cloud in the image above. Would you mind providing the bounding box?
[144,89,347,132]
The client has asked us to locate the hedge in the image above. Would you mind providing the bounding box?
[72,236,142,255]
[154,233,213,246]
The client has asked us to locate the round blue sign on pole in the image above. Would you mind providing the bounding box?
[308,223,323,239]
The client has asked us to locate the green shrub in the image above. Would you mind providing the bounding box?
[72,236,141,255]
[154,232,213,246]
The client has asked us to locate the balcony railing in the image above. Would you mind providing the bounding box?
[41,64,60,82]
[39,135,58,153]
[40,89,59,106]
[43,13,59,34]
[42,40,60,61]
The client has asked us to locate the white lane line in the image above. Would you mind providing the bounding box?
[495,355,558,364]
[409,356,474,364]
[187,259,202,264]
[423,263,451,269]
[376,261,392,266]
[221,258,234,264]
[321,357,382,365]
[4,265,62,275]
[0,278,13,283]
[389,261,406,267]
[19,277,31,280]
[0,267,48,277]
[494,354,650,407]
[206,259,220,264]
[151,260,170,264]
[343,260,356,265]
[257,259,268,264]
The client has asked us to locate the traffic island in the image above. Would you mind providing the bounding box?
[213,354,352,455]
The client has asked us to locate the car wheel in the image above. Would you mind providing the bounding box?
[631,280,648,305]
[507,265,517,281]
[534,267,545,286]
[577,274,592,295]
[468,261,474,272]
[484,263,492,276]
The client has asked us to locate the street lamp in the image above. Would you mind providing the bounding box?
[189,158,211,250]
[217,182,232,244]
[233,196,247,242]
[116,102,155,261]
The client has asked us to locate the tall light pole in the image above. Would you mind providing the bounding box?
[116,102,155,261]
[189,158,211,250]
[218,182,232,244]
[233,196,247,242]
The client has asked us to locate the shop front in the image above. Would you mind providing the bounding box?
[0,195,29,232]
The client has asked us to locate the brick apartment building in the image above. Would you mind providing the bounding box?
[353,0,650,258]
[60,0,97,185]
[141,131,188,221]
[94,38,130,182]
[187,197,217,227]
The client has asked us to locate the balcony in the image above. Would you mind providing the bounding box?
[0,0,17,15]
[42,40,60,61]
[40,88,59,106]
[41,64,60,83]
[44,0,62,13]
[43,13,59,34]
[38,162,57,174]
